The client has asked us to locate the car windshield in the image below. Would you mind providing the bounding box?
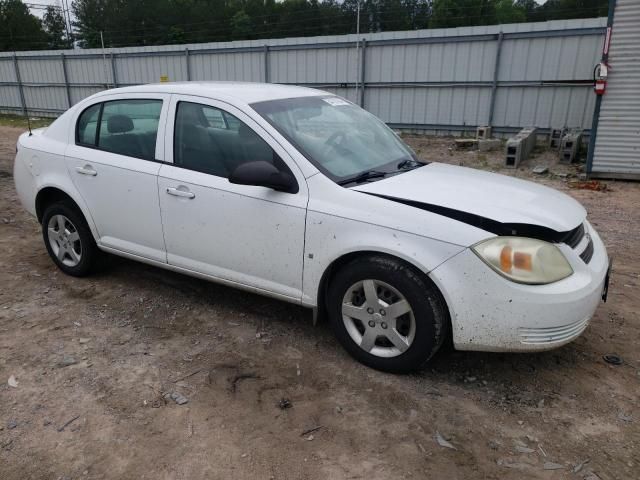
[251,96,421,184]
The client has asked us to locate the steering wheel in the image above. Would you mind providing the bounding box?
[321,131,348,158]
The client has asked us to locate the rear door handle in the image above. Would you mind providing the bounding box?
[75,165,97,176]
[166,187,195,199]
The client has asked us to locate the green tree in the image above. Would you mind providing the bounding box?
[430,0,527,28]
[537,0,608,20]
[42,6,72,49]
[430,0,495,28]
[66,0,609,50]
[231,10,252,40]
[72,0,109,48]
[0,0,48,51]
[495,0,526,23]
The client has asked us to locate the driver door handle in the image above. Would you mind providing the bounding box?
[166,187,195,199]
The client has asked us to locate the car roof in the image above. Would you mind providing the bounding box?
[93,82,326,105]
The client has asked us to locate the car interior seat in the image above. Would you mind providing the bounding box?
[99,114,151,159]
[175,103,227,177]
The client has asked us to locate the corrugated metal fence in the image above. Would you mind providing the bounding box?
[591,0,640,178]
[0,17,606,135]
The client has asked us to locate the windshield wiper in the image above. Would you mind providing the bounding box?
[397,158,423,170]
[337,170,388,186]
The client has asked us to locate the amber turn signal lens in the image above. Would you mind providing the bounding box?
[513,252,533,271]
[500,246,512,272]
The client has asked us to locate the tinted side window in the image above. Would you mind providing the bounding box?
[174,101,287,178]
[97,100,162,160]
[76,103,101,146]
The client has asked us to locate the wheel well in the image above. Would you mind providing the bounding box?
[35,187,77,223]
[316,251,451,329]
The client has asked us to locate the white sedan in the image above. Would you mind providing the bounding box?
[14,82,610,372]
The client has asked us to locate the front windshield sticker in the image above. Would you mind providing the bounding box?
[323,97,351,107]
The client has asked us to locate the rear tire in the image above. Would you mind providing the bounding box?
[327,255,448,373]
[42,200,102,277]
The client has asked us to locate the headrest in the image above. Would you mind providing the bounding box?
[178,103,207,127]
[107,115,134,134]
[238,123,255,139]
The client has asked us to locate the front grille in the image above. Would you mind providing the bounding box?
[563,223,585,249]
[519,316,590,345]
[580,237,595,263]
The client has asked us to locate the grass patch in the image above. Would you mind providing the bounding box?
[0,114,55,130]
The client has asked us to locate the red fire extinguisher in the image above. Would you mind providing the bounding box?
[594,62,609,95]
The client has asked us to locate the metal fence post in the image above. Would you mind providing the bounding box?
[110,53,118,88]
[185,47,191,81]
[61,53,72,108]
[13,54,27,116]
[488,32,504,127]
[359,38,367,108]
[263,45,270,83]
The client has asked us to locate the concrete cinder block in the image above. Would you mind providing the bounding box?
[559,128,582,164]
[505,127,537,167]
[478,139,502,152]
[549,127,567,150]
[505,139,523,167]
[476,126,492,140]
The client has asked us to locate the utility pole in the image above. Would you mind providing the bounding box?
[100,31,110,88]
[61,0,75,48]
[355,0,361,102]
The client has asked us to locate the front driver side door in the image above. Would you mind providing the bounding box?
[157,95,308,301]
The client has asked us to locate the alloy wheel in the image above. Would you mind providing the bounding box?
[47,214,82,267]
[341,279,416,358]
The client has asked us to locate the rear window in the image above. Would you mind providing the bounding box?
[76,103,101,146]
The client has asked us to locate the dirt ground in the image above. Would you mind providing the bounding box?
[0,126,638,480]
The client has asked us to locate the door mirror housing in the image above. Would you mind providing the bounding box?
[229,161,298,193]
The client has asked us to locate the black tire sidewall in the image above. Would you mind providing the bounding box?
[327,256,448,373]
[41,201,98,277]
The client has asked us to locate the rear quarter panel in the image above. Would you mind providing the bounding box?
[14,129,100,240]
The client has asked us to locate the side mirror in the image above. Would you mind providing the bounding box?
[229,161,298,194]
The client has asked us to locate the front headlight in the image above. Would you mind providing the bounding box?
[472,237,573,285]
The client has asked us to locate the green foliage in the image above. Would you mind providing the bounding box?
[231,10,252,40]
[430,0,527,28]
[535,0,609,20]
[0,0,48,51]
[42,6,73,49]
[0,0,611,51]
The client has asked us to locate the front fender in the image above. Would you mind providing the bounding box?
[301,209,465,306]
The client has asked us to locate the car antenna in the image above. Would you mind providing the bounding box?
[26,110,33,136]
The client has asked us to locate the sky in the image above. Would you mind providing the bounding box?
[23,0,67,19]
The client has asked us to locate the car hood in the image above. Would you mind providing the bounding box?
[352,162,586,234]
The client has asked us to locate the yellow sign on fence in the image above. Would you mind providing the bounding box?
[160,75,169,83]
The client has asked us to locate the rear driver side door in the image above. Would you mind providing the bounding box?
[158,95,308,301]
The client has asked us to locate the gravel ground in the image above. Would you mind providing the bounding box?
[0,126,638,479]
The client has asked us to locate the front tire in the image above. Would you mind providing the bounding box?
[42,200,101,277]
[327,255,448,373]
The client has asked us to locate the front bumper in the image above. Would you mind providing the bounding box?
[430,221,609,352]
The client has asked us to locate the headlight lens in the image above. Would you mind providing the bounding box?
[472,237,573,285]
